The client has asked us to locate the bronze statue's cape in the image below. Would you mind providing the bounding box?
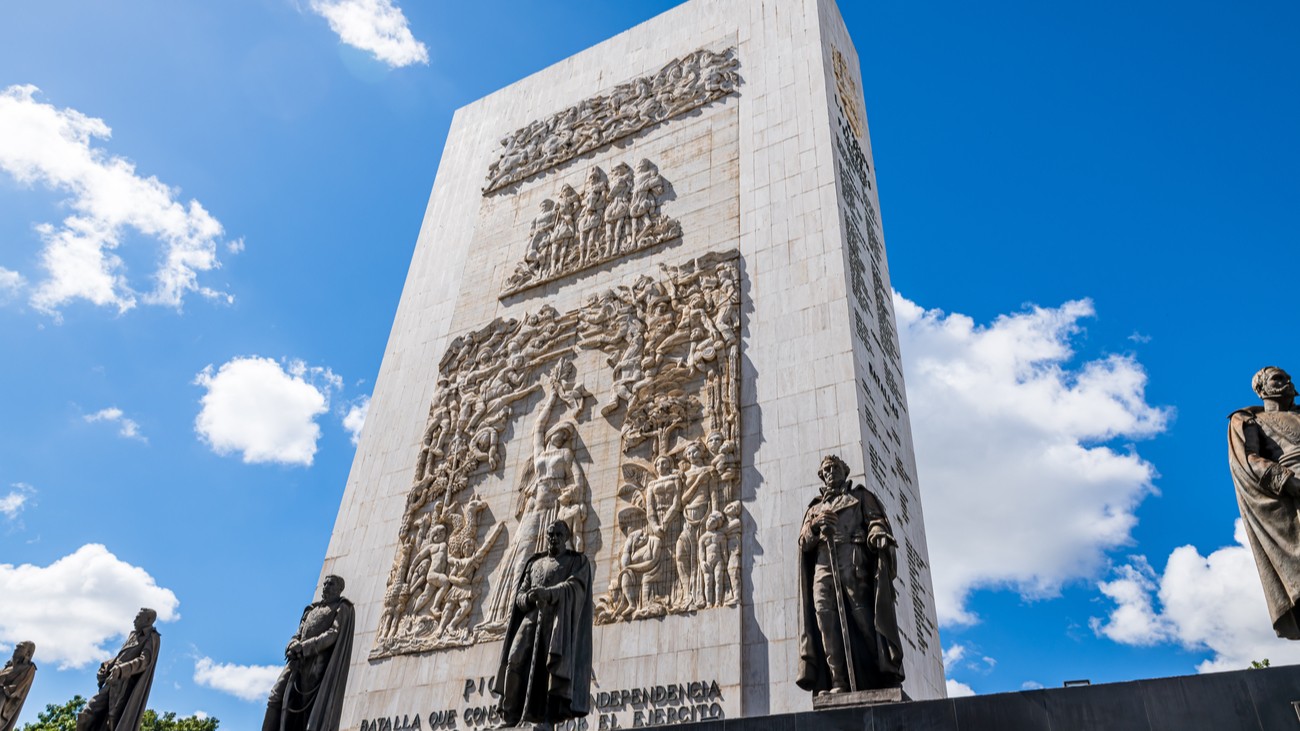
[273,599,355,731]
[109,628,160,731]
[0,659,36,731]
[1228,407,1300,639]
[795,483,905,692]
[493,550,593,722]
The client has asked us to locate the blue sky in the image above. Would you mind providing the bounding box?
[0,0,1297,727]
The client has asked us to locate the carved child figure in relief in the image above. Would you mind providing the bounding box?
[697,511,728,609]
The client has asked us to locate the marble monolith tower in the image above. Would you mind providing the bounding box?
[324,0,945,727]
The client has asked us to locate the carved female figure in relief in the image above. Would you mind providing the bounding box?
[484,365,590,628]
[677,442,716,607]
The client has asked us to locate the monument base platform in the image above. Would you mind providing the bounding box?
[811,686,909,711]
[678,665,1300,730]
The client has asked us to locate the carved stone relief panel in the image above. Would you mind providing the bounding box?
[832,48,865,140]
[371,251,742,659]
[483,47,740,194]
[503,159,681,297]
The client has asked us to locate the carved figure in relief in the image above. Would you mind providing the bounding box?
[707,430,739,496]
[578,167,607,262]
[409,524,452,617]
[484,363,590,629]
[483,47,740,193]
[723,500,742,607]
[437,523,505,638]
[616,521,665,619]
[697,511,727,609]
[604,163,633,253]
[525,200,557,275]
[550,185,579,274]
[1227,366,1300,639]
[677,442,716,607]
[630,159,666,244]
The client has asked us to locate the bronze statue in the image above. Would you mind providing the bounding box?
[76,609,160,731]
[263,575,355,731]
[0,641,36,731]
[493,520,593,730]
[1228,366,1300,639]
[796,455,904,696]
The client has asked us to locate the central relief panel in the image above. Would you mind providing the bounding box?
[371,45,743,661]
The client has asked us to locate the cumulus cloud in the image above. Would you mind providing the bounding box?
[0,483,34,521]
[342,395,369,446]
[0,85,233,318]
[0,544,179,668]
[84,406,147,443]
[1092,520,1300,672]
[309,0,429,68]
[896,294,1170,626]
[0,267,24,303]
[194,657,281,702]
[194,356,341,466]
[946,679,975,697]
[942,643,966,669]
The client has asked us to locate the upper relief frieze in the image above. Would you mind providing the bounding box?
[483,47,740,194]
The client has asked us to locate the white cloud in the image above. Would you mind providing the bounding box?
[194,356,341,466]
[194,657,281,702]
[896,294,1170,626]
[0,267,24,303]
[1021,681,1045,690]
[941,643,966,668]
[946,679,975,697]
[343,395,369,446]
[84,406,147,443]
[309,0,429,68]
[1092,520,1300,672]
[0,544,179,669]
[0,483,34,520]
[193,711,210,721]
[0,85,232,318]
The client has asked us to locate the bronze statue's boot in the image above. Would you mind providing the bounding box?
[825,655,851,694]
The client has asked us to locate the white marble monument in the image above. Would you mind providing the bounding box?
[323,0,945,728]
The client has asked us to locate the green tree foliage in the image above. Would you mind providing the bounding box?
[1250,658,1272,669]
[19,696,218,731]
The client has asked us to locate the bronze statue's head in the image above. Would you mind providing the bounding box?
[322,574,345,602]
[818,454,850,490]
[546,520,572,556]
[134,608,157,631]
[13,640,34,664]
[1253,366,1296,403]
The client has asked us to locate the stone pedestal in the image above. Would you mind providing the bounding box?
[812,686,910,711]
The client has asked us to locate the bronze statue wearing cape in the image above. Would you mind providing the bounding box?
[77,609,160,731]
[1227,366,1300,639]
[493,520,593,729]
[0,641,36,731]
[264,575,355,731]
[796,455,904,695]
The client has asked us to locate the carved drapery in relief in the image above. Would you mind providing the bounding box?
[483,47,740,194]
[503,159,681,297]
[371,252,742,659]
